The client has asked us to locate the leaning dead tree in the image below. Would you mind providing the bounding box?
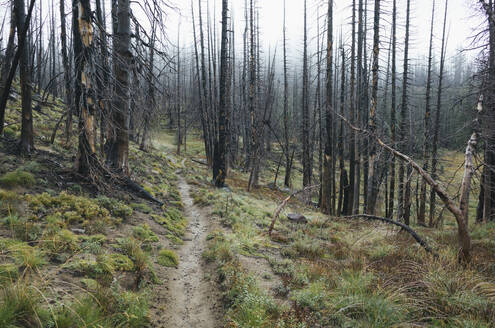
[338,112,476,262]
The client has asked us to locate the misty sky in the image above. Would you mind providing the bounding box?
[0,0,482,66]
[164,0,482,63]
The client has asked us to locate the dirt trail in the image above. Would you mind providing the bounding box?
[157,175,223,328]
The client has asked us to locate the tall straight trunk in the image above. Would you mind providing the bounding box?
[0,0,35,137]
[0,3,16,135]
[338,43,350,215]
[15,0,34,153]
[199,0,212,165]
[478,0,495,223]
[106,0,131,173]
[388,0,397,219]
[191,0,209,163]
[283,0,291,188]
[247,0,258,191]
[36,1,42,93]
[321,0,334,213]
[60,0,73,144]
[74,0,97,174]
[366,0,381,214]
[430,0,449,226]
[347,0,357,215]
[355,0,364,213]
[399,0,411,224]
[418,0,436,225]
[302,0,311,187]
[141,28,155,152]
[213,0,229,187]
[176,26,181,155]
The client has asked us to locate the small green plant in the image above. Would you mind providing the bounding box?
[157,249,179,268]
[133,224,159,245]
[97,196,133,219]
[131,202,152,214]
[0,282,45,327]
[0,170,35,188]
[8,244,46,272]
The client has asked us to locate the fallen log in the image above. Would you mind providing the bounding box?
[341,214,437,256]
[125,178,164,206]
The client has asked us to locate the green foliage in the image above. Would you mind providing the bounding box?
[19,161,43,174]
[157,249,179,268]
[133,224,159,247]
[8,243,46,271]
[0,264,18,286]
[2,215,42,242]
[0,282,44,328]
[0,170,35,188]
[151,208,187,244]
[27,192,114,233]
[291,280,329,312]
[115,237,157,285]
[97,196,133,220]
[41,229,80,260]
[130,202,152,214]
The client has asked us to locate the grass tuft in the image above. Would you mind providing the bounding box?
[157,249,179,268]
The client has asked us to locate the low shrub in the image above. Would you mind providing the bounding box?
[0,170,35,188]
[157,249,179,268]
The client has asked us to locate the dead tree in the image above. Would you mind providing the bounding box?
[430,0,449,226]
[283,0,291,188]
[73,0,97,175]
[398,0,411,224]
[302,0,311,188]
[0,3,16,136]
[418,0,436,225]
[388,0,397,219]
[106,0,131,173]
[321,0,334,213]
[339,114,473,262]
[213,0,229,187]
[15,0,34,153]
[366,0,381,215]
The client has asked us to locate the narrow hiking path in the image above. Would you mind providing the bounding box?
[158,175,223,328]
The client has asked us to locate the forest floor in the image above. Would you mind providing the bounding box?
[0,89,494,327]
[154,132,495,328]
[154,174,223,328]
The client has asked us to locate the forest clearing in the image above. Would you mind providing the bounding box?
[1,0,495,327]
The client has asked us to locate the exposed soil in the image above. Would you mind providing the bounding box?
[149,175,223,328]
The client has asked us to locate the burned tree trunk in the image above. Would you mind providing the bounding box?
[15,0,34,153]
[0,3,16,136]
[418,0,436,226]
[302,0,311,188]
[60,0,73,145]
[321,0,334,214]
[106,0,131,173]
[388,0,397,219]
[365,0,381,215]
[213,0,229,187]
[398,0,411,224]
[430,0,449,226]
[73,0,97,175]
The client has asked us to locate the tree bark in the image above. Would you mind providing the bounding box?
[213,0,229,187]
[15,0,34,153]
[321,0,334,213]
[106,0,131,173]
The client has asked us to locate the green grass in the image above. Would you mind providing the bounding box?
[0,170,35,188]
[157,249,179,268]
